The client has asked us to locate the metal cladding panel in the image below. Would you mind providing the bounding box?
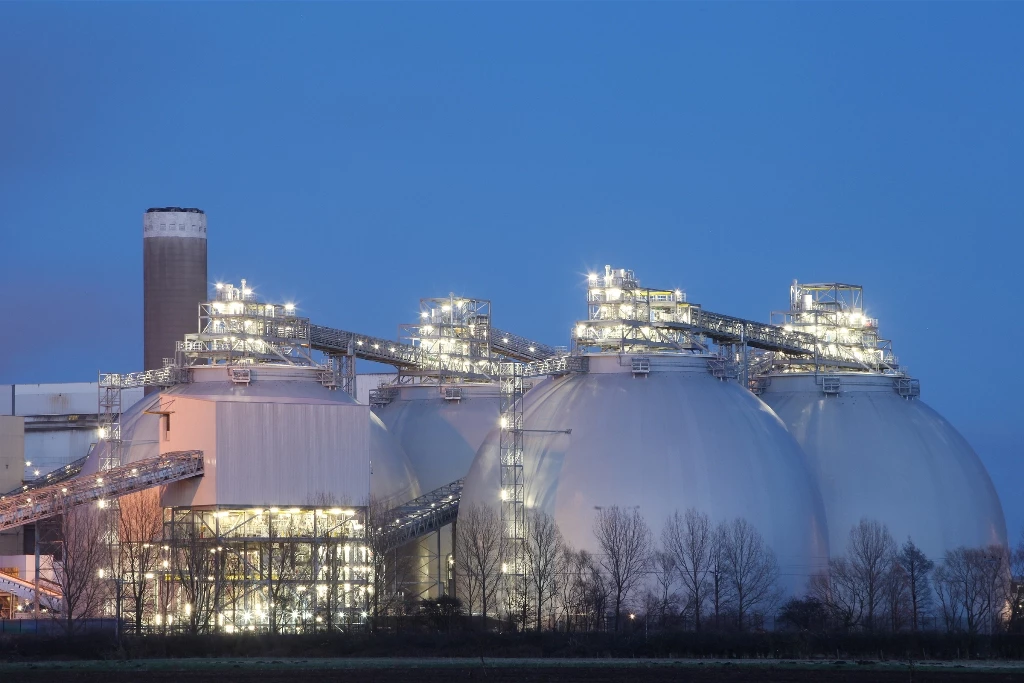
[461,357,830,596]
[374,388,499,494]
[14,383,99,415]
[760,373,1007,561]
[215,401,370,507]
[158,396,217,508]
[83,374,419,503]
[143,209,207,377]
[0,417,25,495]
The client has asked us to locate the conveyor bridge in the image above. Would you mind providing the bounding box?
[379,479,463,553]
[308,323,557,367]
[0,451,204,533]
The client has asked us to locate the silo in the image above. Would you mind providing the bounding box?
[758,373,1006,559]
[372,382,499,493]
[756,280,1007,560]
[374,295,501,493]
[143,208,207,375]
[83,364,420,504]
[460,353,830,596]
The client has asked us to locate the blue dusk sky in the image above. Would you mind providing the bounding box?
[1,4,1021,538]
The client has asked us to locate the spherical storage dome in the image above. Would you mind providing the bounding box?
[759,373,1006,560]
[373,383,500,494]
[84,365,420,504]
[461,354,830,594]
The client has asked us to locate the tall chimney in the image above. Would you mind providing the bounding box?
[143,208,207,385]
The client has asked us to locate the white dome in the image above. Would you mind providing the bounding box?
[85,365,420,504]
[461,354,830,594]
[373,383,500,493]
[760,373,1006,559]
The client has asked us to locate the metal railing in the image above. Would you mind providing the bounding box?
[0,451,204,532]
[489,328,558,362]
[309,324,422,368]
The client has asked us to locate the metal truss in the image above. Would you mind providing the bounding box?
[162,506,369,633]
[489,328,558,362]
[321,352,356,397]
[768,281,901,374]
[310,324,422,369]
[575,266,903,378]
[379,479,463,553]
[0,451,204,532]
[98,364,183,472]
[498,362,527,609]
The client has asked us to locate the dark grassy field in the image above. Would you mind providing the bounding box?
[3,659,1024,683]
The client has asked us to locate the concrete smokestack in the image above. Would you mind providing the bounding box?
[143,208,207,382]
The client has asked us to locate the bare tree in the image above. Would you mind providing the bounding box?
[663,508,713,631]
[882,560,911,631]
[810,557,864,631]
[45,502,108,635]
[719,517,782,630]
[364,494,407,631]
[112,490,164,634]
[557,546,586,631]
[648,549,680,629]
[525,510,563,631]
[896,537,933,631]
[934,545,1010,634]
[708,522,728,630]
[593,506,651,632]
[847,519,896,631]
[170,514,222,634]
[454,503,504,626]
[582,549,609,631]
[264,512,301,634]
[1010,533,1024,632]
[983,545,1013,633]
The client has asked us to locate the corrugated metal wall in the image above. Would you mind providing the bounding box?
[159,397,371,508]
[216,402,370,507]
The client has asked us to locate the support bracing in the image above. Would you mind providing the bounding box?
[498,361,527,621]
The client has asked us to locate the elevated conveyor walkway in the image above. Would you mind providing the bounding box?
[380,479,463,553]
[0,451,204,533]
[310,323,559,367]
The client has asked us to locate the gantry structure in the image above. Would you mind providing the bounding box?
[13,271,916,624]
[572,266,913,387]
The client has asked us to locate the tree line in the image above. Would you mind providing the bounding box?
[456,505,1024,636]
[32,493,1024,639]
[455,504,784,633]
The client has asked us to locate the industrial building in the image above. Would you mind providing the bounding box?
[0,209,1006,630]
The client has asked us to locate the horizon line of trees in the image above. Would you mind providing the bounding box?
[455,505,1024,636]
[32,493,1024,639]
